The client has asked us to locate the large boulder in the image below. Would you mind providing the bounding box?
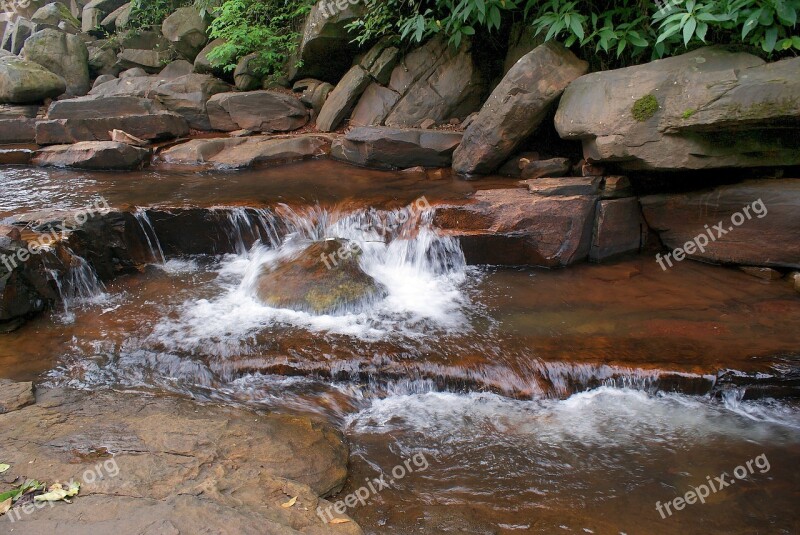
[22,29,90,96]
[0,55,66,103]
[192,37,226,77]
[452,42,588,175]
[161,6,207,61]
[35,112,189,144]
[115,30,173,73]
[3,17,34,55]
[316,65,371,131]
[160,134,333,168]
[206,90,308,132]
[99,2,131,32]
[288,0,366,83]
[433,188,598,267]
[81,0,129,32]
[48,95,165,118]
[555,48,800,170]
[233,52,262,91]
[30,2,81,33]
[640,179,800,269]
[331,126,462,169]
[590,197,647,262]
[87,40,119,76]
[33,141,151,169]
[254,239,385,314]
[348,36,486,128]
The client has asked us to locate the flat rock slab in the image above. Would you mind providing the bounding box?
[0,379,34,413]
[521,177,601,196]
[207,90,309,133]
[434,188,597,267]
[332,126,462,169]
[160,134,333,169]
[36,113,189,145]
[47,95,166,119]
[0,387,361,534]
[0,117,36,143]
[590,197,647,262]
[33,141,151,170]
[641,178,800,269]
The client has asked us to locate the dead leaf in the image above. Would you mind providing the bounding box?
[330,518,351,524]
[281,496,297,508]
[0,498,11,515]
[0,464,9,474]
[34,481,80,503]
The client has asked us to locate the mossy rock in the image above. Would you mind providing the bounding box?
[631,94,659,122]
[255,239,386,315]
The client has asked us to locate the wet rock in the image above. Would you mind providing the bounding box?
[0,55,66,103]
[288,0,365,83]
[790,272,800,293]
[740,266,783,280]
[497,151,540,177]
[434,188,597,267]
[207,90,309,133]
[0,148,35,164]
[0,380,35,413]
[317,65,371,131]
[521,177,601,196]
[452,42,588,175]
[332,126,462,169]
[255,239,385,314]
[640,179,800,269]
[33,140,151,169]
[590,198,647,262]
[0,118,37,142]
[520,157,572,179]
[555,49,800,170]
[160,134,332,169]
[31,2,81,34]
[161,6,207,61]
[35,112,189,144]
[0,387,360,533]
[22,29,90,96]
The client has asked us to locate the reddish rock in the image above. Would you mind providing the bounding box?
[590,198,647,262]
[641,179,800,269]
[433,188,597,267]
[33,141,151,169]
[520,157,571,179]
[522,177,601,196]
[207,90,309,133]
[35,113,188,144]
[739,266,783,280]
[332,126,462,169]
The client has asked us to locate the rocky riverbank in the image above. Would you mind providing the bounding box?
[0,380,362,533]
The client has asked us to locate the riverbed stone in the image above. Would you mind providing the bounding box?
[0,379,35,413]
[33,140,151,169]
[0,55,66,103]
[640,179,800,268]
[590,197,647,262]
[434,188,597,267]
[522,176,601,196]
[331,126,462,169]
[36,112,188,144]
[520,157,572,179]
[0,387,361,533]
[555,48,800,170]
[255,239,385,314]
[453,42,588,175]
[160,134,333,169]
[207,90,309,132]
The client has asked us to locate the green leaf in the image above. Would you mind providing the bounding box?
[696,21,708,41]
[462,25,475,35]
[742,9,762,40]
[489,5,502,28]
[683,17,697,45]
[763,26,778,52]
[569,16,584,40]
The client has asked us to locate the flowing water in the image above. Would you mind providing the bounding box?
[1,162,799,534]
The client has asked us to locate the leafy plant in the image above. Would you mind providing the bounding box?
[206,0,315,77]
[125,0,187,30]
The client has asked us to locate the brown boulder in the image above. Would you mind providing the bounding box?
[317,65,371,131]
[332,126,462,169]
[0,380,35,413]
[207,90,309,132]
[33,141,150,169]
[35,113,189,144]
[590,197,647,262]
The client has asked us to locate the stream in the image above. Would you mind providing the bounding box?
[1,161,799,534]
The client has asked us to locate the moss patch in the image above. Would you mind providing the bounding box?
[631,94,659,122]
[682,108,696,119]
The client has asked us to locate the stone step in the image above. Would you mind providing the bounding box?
[35,113,189,145]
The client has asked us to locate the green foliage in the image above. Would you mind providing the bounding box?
[682,107,697,118]
[346,0,799,68]
[206,0,315,77]
[126,0,187,30]
[632,94,659,121]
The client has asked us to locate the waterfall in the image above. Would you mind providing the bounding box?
[133,208,165,264]
[42,246,106,319]
[220,207,283,255]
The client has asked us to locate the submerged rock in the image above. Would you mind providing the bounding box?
[255,239,385,314]
[33,141,151,169]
